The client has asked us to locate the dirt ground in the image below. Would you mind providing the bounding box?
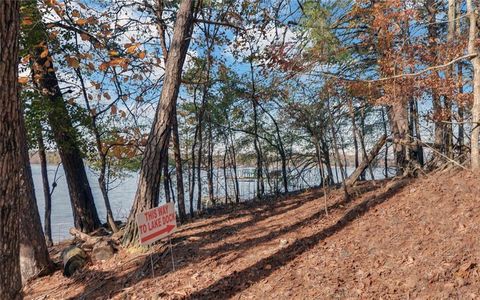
[24,169,480,299]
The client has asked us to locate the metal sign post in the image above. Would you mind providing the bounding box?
[150,253,155,278]
[169,236,175,271]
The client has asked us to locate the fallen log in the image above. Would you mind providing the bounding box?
[69,228,101,248]
[345,134,386,187]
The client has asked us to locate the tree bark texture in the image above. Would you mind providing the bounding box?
[123,0,196,246]
[0,2,23,297]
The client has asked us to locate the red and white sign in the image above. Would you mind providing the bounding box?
[136,202,177,245]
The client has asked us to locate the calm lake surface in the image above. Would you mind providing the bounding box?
[31,164,385,242]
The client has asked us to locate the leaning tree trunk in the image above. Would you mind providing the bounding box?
[36,125,53,246]
[122,0,196,246]
[24,0,100,232]
[0,2,23,297]
[467,0,480,170]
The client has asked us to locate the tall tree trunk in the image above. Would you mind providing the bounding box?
[1,2,23,296]
[357,104,375,179]
[411,98,424,166]
[123,0,196,246]
[445,0,456,159]
[189,116,199,217]
[252,100,264,198]
[327,99,349,198]
[223,142,229,203]
[467,0,480,170]
[207,120,215,205]
[257,103,289,193]
[349,101,359,174]
[36,125,53,246]
[457,1,465,160]
[25,1,100,232]
[458,63,465,158]
[381,107,389,178]
[229,139,240,203]
[0,1,52,288]
[172,111,187,222]
[426,0,444,156]
[163,149,171,203]
[156,0,186,221]
[197,120,203,211]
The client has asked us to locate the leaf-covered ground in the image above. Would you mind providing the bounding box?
[24,170,480,299]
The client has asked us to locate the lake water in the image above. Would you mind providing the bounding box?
[31,164,385,242]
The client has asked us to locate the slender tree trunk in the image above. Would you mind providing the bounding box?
[223,143,229,203]
[36,125,53,246]
[458,63,465,158]
[320,136,334,185]
[207,120,215,205]
[467,0,480,170]
[426,0,444,156]
[327,99,348,198]
[457,1,465,160]
[172,111,187,222]
[381,107,389,178]
[189,117,198,217]
[258,103,289,193]
[349,101,360,174]
[163,149,171,203]
[1,3,24,296]
[444,0,456,158]
[230,145,240,203]
[123,0,196,246]
[196,123,203,211]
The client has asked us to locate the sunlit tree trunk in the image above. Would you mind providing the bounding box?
[444,0,456,158]
[123,0,196,246]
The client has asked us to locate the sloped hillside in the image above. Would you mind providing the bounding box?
[24,170,480,299]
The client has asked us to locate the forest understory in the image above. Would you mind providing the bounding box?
[24,169,480,299]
